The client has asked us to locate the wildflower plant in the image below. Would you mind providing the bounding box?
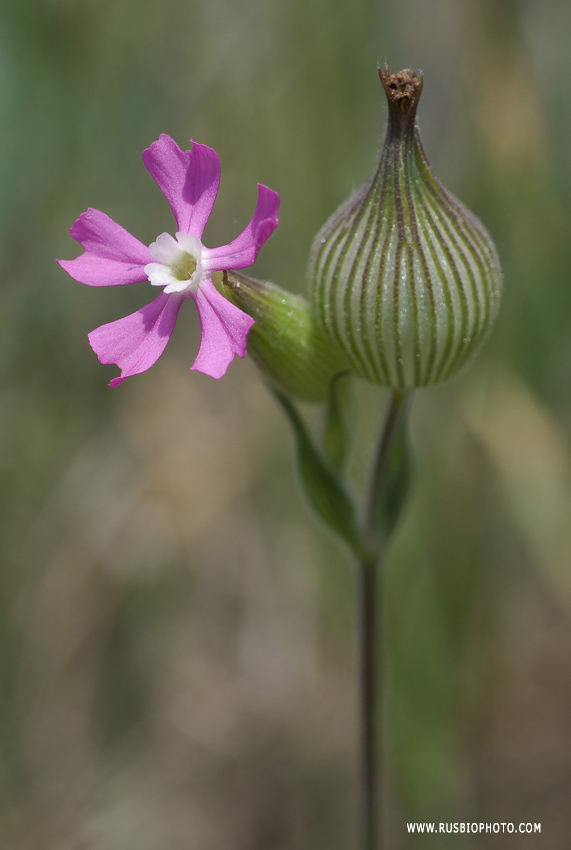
[59,66,502,850]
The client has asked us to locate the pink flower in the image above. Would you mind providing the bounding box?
[58,134,280,386]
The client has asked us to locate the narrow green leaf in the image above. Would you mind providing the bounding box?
[368,396,414,550]
[323,372,353,472]
[273,390,359,551]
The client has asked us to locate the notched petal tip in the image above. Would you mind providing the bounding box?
[142,134,221,237]
[87,292,184,385]
[68,208,94,241]
[202,183,280,273]
[58,208,150,287]
[254,184,280,246]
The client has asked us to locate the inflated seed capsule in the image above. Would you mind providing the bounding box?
[309,65,502,388]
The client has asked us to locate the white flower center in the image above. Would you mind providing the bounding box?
[145,232,205,295]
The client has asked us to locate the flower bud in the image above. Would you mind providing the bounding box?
[309,66,502,387]
[219,271,348,402]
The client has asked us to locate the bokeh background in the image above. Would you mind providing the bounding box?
[2,0,571,847]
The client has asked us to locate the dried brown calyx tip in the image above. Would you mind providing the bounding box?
[378,64,423,115]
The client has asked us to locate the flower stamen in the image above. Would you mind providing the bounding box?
[172,253,197,282]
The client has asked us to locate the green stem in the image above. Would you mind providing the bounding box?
[357,389,410,850]
[357,551,380,850]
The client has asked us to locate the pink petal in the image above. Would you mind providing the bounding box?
[57,208,150,286]
[203,184,280,271]
[142,135,220,238]
[191,278,255,379]
[88,292,184,386]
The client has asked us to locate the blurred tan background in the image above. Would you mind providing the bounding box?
[2,0,571,847]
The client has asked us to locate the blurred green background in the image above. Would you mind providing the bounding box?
[2,0,571,847]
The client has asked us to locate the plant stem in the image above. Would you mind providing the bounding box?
[357,551,380,850]
[357,389,409,850]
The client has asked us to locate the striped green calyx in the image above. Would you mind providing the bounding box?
[309,66,502,387]
[220,271,348,402]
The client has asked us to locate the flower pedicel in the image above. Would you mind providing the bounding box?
[58,134,280,385]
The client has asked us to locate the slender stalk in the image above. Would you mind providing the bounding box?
[357,389,410,850]
[357,552,380,850]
